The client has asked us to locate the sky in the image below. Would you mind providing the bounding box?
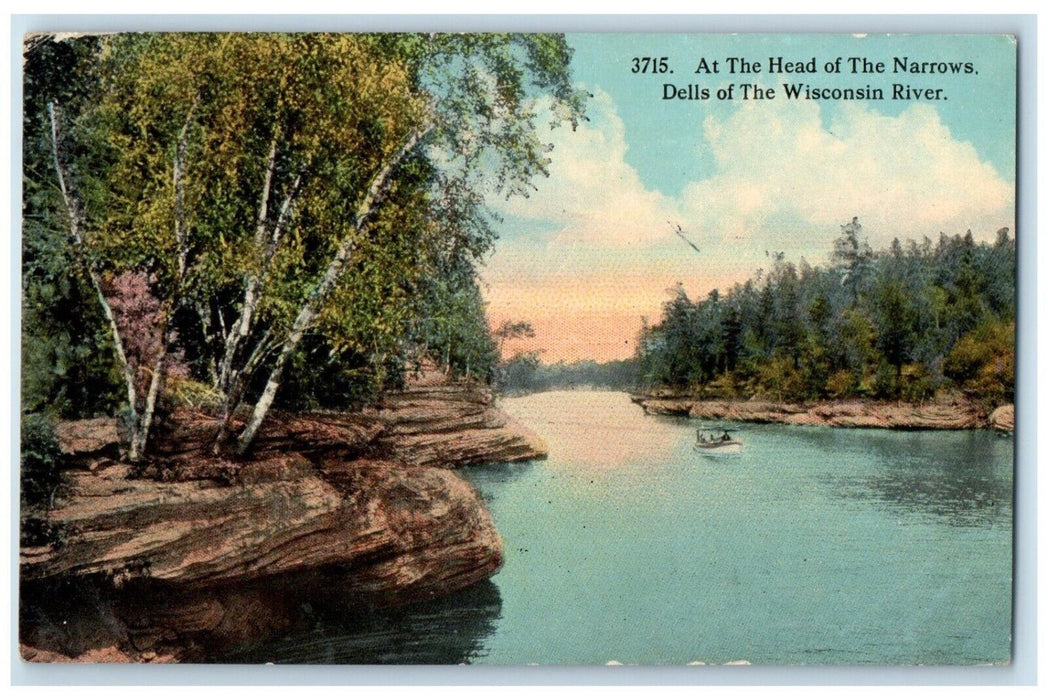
[481,33,1016,363]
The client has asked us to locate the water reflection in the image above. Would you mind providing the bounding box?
[225,579,502,664]
[461,460,536,504]
[793,427,1013,528]
[497,391,680,467]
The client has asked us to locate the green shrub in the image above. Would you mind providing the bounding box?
[944,320,1015,405]
[756,356,807,402]
[20,414,64,511]
[825,370,856,398]
[900,363,937,402]
[872,360,901,399]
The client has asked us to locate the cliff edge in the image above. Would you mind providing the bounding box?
[20,371,546,663]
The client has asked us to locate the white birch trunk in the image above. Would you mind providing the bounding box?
[211,330,273,453]
[128,100,196,459]
[131,324,175,459]
[212,169,301,451]
[48,102,142,459]
[234,124,431,455]
[217,137,278,393]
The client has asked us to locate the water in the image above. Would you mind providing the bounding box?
[235,390,1013,665]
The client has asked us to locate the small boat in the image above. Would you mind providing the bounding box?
[694,428,742,454]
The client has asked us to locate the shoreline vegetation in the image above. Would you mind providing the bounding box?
[629,391,1015,433]
[633,219,1015,416]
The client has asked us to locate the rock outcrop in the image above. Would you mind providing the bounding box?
[375,381,547,468]
[20,372,545,663]
[989,404,1015,432]
[633,393,1002,430]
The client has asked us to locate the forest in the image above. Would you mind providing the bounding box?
[636,218,1015,408]
[21,32,586,462]
[497,356,640,395]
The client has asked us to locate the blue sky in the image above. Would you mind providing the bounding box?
[483,33,1016,362]
[567,33,1015,195]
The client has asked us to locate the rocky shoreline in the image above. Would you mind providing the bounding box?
[20,371,547,663]
[632,393,1014,432]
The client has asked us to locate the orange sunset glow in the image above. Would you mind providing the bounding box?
[483,267,744,363]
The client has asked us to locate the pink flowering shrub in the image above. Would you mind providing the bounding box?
[102,271,189,399]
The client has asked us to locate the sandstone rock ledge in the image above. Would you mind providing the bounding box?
[633,394,1006,431]
[375,381,548,468]
[989,404,1015,433]
[20,374,546,663]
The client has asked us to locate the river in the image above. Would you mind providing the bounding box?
[232,390,1013,665]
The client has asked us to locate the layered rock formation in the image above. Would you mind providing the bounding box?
[375,380,547,468]
[20,372,546,663]
[633,394,1007,431]
[989,404,1015,432]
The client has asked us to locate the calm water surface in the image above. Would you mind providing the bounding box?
[234,390,1013,665]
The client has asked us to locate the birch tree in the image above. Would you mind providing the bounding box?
[31,32,585,458]
[230,34,585,454]
[43,76,196,461]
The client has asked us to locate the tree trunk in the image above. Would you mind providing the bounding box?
[212,330,274,453]
[235,124,431,455]
[131,322,176,459]
[129,101,196,459]
[217,136,278,394]
[49,102,141,459]
[213,169,300,451]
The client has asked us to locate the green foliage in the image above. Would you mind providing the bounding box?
[20,414,65,511]
[756,356,806,403]
[415,279,500,382]
[22,32,585,431]
[275,341,391,410]
[498,351,543,393]
[900,363,937,403]
[22,35,125,418]
[944,319,1015,406]
[162,376,224,411]
[21,258,124,417]
[825,369,857,398]
[638,220,1015,405]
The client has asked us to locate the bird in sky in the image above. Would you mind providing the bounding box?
[669,222,701,255]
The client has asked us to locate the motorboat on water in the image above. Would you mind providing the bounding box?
[694,427,742,454]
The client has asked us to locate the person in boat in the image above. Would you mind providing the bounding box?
[721,431,731,442]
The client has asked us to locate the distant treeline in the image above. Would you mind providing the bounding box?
[637,219,1015,407]
[497,356,640,395]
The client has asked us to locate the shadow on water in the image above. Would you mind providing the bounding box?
[460,460,538,504]
[222,578,503,664]
[792,427,1013,528]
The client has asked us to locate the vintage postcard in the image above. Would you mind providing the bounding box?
[19,30,1016,666]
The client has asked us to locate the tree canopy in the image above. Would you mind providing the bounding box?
[637,220,1015,407]
[22,32,586,457]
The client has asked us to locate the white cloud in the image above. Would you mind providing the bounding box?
[495,89,682,247]
[494,92,1015,263]
[682,100,1015,257]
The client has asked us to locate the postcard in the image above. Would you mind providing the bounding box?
[19,30,1015,666]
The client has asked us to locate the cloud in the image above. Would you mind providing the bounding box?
[496,91,1014,259]
[495,89,682,247]
[681,99,1015,257]
[483,91,1015,361]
